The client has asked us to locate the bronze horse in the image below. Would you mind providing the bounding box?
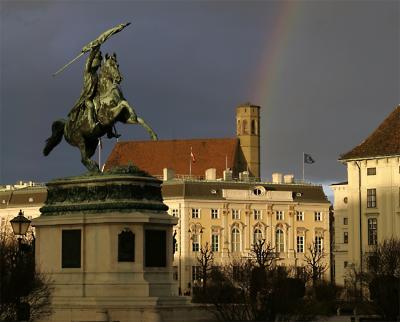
[43,53,157,172]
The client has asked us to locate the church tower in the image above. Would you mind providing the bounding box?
[236,103,261,179]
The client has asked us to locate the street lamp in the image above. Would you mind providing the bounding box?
[10,209,31,238]
[9,209,31,321]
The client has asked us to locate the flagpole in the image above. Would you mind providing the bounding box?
[189,147,192,177]
[302,152,304,182]
[98,139,102,170]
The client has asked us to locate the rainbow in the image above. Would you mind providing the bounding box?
[252,1,300,105]
[251,2,301,178]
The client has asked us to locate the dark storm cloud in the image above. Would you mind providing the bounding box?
[0,1,398,191]
[257,1,399,188]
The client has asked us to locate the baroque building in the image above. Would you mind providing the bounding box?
[162,172,330,293]
[332,105,400,285]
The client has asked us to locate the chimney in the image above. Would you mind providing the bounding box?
[272,173,283,184]
[163,168,175,181]
[223,169,233,181]
[284,174,294,184]
[205,168,216,180]
[239,171,250,182]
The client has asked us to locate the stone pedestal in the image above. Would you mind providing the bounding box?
[33,167,191,322]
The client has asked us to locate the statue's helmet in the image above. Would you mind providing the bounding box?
[92,51,102,69]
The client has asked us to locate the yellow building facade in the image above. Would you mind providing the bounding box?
[163,175,331,293]
[333,106,400,285]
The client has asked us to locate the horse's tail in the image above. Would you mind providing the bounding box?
[43,119,66,156]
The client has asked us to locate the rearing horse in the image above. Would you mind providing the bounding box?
[43,53,157,172]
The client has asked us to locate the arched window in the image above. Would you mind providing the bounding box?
[253,228,262,244]
[276,229,284,253]
[192,234,200,252]
[242,120,248,134]
[251,120,256,135]
[231,227,241,252]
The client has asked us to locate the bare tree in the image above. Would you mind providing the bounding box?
[0,227,52,321]
[304,242,328,288]
[249,239,276,269]
[365,238,400,320]
[205,240,286,321]
[367,238,400,277]
[196,242,214,292]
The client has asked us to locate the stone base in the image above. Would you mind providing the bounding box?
[33,169,210,322]
[46,296,194,322]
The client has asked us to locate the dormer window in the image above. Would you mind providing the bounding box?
[253,186,265,196]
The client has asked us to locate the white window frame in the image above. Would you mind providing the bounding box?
[315,236,323,253]
[192,266,201,282]
[232,209,240,220]
[254,209,262,220]
[171,208,179,217]
[296,211,304,221]
[211,208,219,219]
[231,227,241,252]
[253,228,263,244]
[368,218,378,245]
[276,211,284,221]
[191,208,200,219]
[276,229,284,253]
[211,234,219,252]
[314,211,322,221]
[296,235,304,253]
[367,189,377,208]
[192,234,200,252]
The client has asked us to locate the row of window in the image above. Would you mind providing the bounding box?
[341,218,377,246]
[191,264,309,283]
[189,228,323,253]
[365,166,400,175]
[344,187,400,209]
[181,208,323,221]
[342,188,377,208]
[237,119,259,136]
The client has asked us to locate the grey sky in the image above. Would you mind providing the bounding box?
[1,1,399,195]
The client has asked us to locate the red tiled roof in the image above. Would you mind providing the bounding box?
[340,105,400,160]
[104,138,240,178]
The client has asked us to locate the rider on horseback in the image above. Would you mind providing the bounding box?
[44,23,158,172]
[68,44,120,139]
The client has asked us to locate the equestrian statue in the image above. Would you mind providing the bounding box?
[43,22,157,172]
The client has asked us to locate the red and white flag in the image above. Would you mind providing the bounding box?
[190,147,196,163]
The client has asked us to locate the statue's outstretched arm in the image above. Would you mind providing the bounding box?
[84,45,100,73]
[82,23,131,53]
